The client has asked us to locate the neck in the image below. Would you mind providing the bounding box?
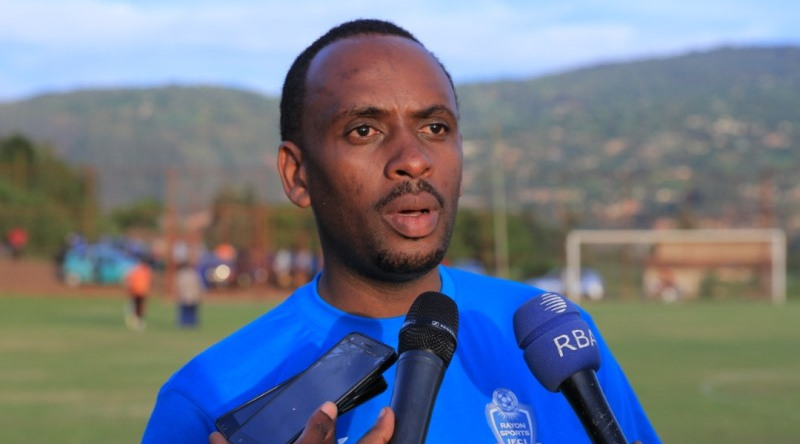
[316,265,442,318]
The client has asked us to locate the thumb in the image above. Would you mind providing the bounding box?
[208,431,229,444]
[356,407,395,444]
[295,401,338,444]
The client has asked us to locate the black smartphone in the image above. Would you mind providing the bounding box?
[215,375,294,438]
[215,370,388,438]
[224,332,397,444]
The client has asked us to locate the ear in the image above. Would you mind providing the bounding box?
[277,141,311,208]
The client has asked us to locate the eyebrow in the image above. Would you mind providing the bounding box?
[411,104,458,121]
[334,106,389,122]
[333,104,457,123]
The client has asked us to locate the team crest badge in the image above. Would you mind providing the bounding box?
[485,388,537,444]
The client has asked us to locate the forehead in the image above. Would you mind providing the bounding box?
[304,34,457,119]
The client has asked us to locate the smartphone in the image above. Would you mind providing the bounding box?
[216,375,294,438]
[215,370,388,438]
[224,332,397,444]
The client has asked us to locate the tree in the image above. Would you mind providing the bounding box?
[0,133,97,256]
[110,199,162,231]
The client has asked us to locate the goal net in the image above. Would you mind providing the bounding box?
[564,229,786,304]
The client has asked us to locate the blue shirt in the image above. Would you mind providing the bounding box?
[142,266,660,444]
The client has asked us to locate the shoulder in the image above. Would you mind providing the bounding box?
[146,283,342,439]
[441,266,604,341]
[442,266,600,320]
[159,287,323,415]
[442,266,545,311]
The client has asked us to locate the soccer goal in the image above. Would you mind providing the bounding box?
[564,229,787,304]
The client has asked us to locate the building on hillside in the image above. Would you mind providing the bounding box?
[643,241,772,301]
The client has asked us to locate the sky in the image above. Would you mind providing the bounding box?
[1,0,799,102]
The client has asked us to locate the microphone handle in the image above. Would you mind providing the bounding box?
[389,350,445,444]
[559,369,628,444]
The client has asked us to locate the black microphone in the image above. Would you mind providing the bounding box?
[513,292,628,444]
[389,291,459,444]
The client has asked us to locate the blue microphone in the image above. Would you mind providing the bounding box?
[513,292,628,444]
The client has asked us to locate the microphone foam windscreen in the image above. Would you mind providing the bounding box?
[398,291,459,365]
[513,292,601,392]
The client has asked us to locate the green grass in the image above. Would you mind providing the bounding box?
[583,300,800,443]
[0,294,275,444]
[1,294,799,444]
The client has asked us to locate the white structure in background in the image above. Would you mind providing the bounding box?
[564,229,787,304]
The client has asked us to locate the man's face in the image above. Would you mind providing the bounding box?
[294,35,463,282]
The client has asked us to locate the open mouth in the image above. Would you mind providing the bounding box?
[400,208,431,215]
[382,194,440,238]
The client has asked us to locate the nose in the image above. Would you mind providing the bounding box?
[384,130,433,180]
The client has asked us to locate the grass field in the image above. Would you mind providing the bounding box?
[1,293,798,444]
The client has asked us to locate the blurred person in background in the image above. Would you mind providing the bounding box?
[125,256,152,330]
[4,226,27,260]
[176,260,204,328]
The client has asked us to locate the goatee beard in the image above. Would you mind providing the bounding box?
[374,246,448,281]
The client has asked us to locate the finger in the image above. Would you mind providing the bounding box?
[295,401,338,444]
[208,431,229,444]
[356,407,395,444]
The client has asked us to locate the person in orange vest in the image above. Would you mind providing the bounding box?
[125,257,153,330]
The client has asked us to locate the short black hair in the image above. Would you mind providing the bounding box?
[279,18,457,145]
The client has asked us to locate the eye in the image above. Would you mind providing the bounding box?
[355,125,371,137]
[346,124,380,142]
[421,122,449,136]
[430,123,447,134]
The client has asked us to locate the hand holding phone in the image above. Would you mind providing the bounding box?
[217,332,397,444]
[211,402,396,444]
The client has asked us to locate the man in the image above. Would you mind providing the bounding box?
[143,19,660,444]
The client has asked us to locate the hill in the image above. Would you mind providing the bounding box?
[456,46,800,230]
[1,46,798,234]
[0,87,286,210]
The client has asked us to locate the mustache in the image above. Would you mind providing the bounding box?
[374,180,445,211]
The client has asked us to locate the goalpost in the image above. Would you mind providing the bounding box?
[564,229,787,304]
